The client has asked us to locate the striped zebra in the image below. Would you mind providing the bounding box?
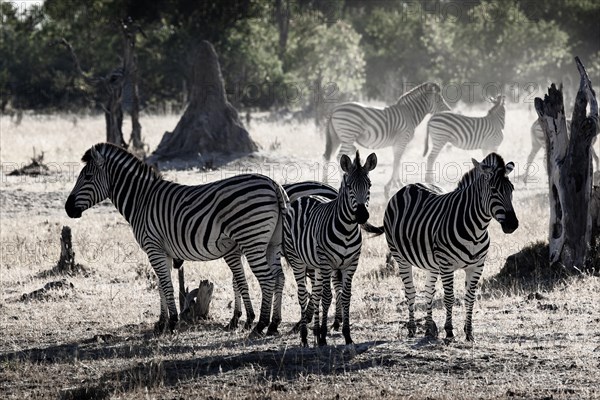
[176,181,341,332]
[324,82,450,197]
[424,96,505,183]
[65,143,288,336]
[524,118,599,183]
[366,153,518,341]
[284,151,377,346]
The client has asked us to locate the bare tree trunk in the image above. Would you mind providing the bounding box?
[534,57,599,269]
[57,38,126,148]
[122,18,145,156]
[148,41,257,166]
[275,0,290,61]
[56,226,76,273]
[591,186,600,243]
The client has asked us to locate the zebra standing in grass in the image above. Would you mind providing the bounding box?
[524,118,599,183]
[65,143,288,336]
[324,82,450,197]
[177,181,342,332]
[284,151,377,346]
[365,153,518,341]
[424,96,505,183]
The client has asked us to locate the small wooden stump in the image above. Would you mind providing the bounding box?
[180,279,214,322]
[55,226,84,275]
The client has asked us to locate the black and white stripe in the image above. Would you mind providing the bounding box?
[284,151,377,346]
[524,118,599,183]
[424,96,505,182]
[373,153,518,341]
[324,82,450,197]
[65,143,288,335]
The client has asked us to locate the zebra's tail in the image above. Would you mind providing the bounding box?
[271,182,290,246]
[323,115,335,161]
[423,125,430,157]
[361,222,385,237]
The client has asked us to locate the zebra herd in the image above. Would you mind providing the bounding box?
[72,80,600,346]
[66,140,519,346]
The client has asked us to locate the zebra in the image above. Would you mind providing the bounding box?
[175,181,341,332]
[365,153,518,341]
[524,118,599,183]
[324,82,450,197]
[65,143,288,336]
[424,96,505,183]
[284,151,378,346]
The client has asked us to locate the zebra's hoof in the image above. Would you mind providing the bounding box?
[425,321,438,339]
[153,321,167,336]
[331,320,340,331]
[465,332,474,342]
[248,329,265,340]
[225,318,239,331]
[266,328,279,336]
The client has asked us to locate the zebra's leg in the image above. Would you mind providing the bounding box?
[223,251,255,331]
[425,142,444,184]
[147,251,178,334]
[228,275,243,330]
[267,247,285,335]
[423,271,439,338]
[244,249,275,337]
[396,256,416,337]
[318,268,333,346]
[440,269,455,341]
[384,136,413,198]
[310,267,325,346]
[337,142,357,162]
[290,259,311,346]
[292,266,314,334]
[340,265,357,345]
[464,265,483,342]
[331,269,343,331]
[524,142,541,184]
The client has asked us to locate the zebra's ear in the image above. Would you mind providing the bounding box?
[90,145,105,167]
[340,154,352,172]
[505,162,515,176]
[363,153,377,171]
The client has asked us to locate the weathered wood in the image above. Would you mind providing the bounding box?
[56,226,76,273]
[147,41,257,166]
[122,17,146,156]
[180,279,214,322]
[534,57,599,269]
[591,186,600,243]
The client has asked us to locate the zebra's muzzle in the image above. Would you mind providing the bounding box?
[65,195,83,218]
[500,211,519,234]
[355,204,370,224]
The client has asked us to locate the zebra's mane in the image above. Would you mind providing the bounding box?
[397,82,440,105]
[82,143,163,180]
[457,153,506,188]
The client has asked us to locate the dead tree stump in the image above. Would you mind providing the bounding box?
[591,186,600,244]
[534,56,599,269]
[180,279,214,322]
[147,40,257,166]
[56,226,77,274]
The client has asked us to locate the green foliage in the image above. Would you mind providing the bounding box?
[352,4,430,101]
[1,0,598,112]
[423,1,570,90]
[286,16,365,109]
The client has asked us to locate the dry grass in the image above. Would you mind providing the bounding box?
[1,107,599,399]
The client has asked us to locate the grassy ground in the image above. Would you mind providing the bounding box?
[1,106,599,399]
